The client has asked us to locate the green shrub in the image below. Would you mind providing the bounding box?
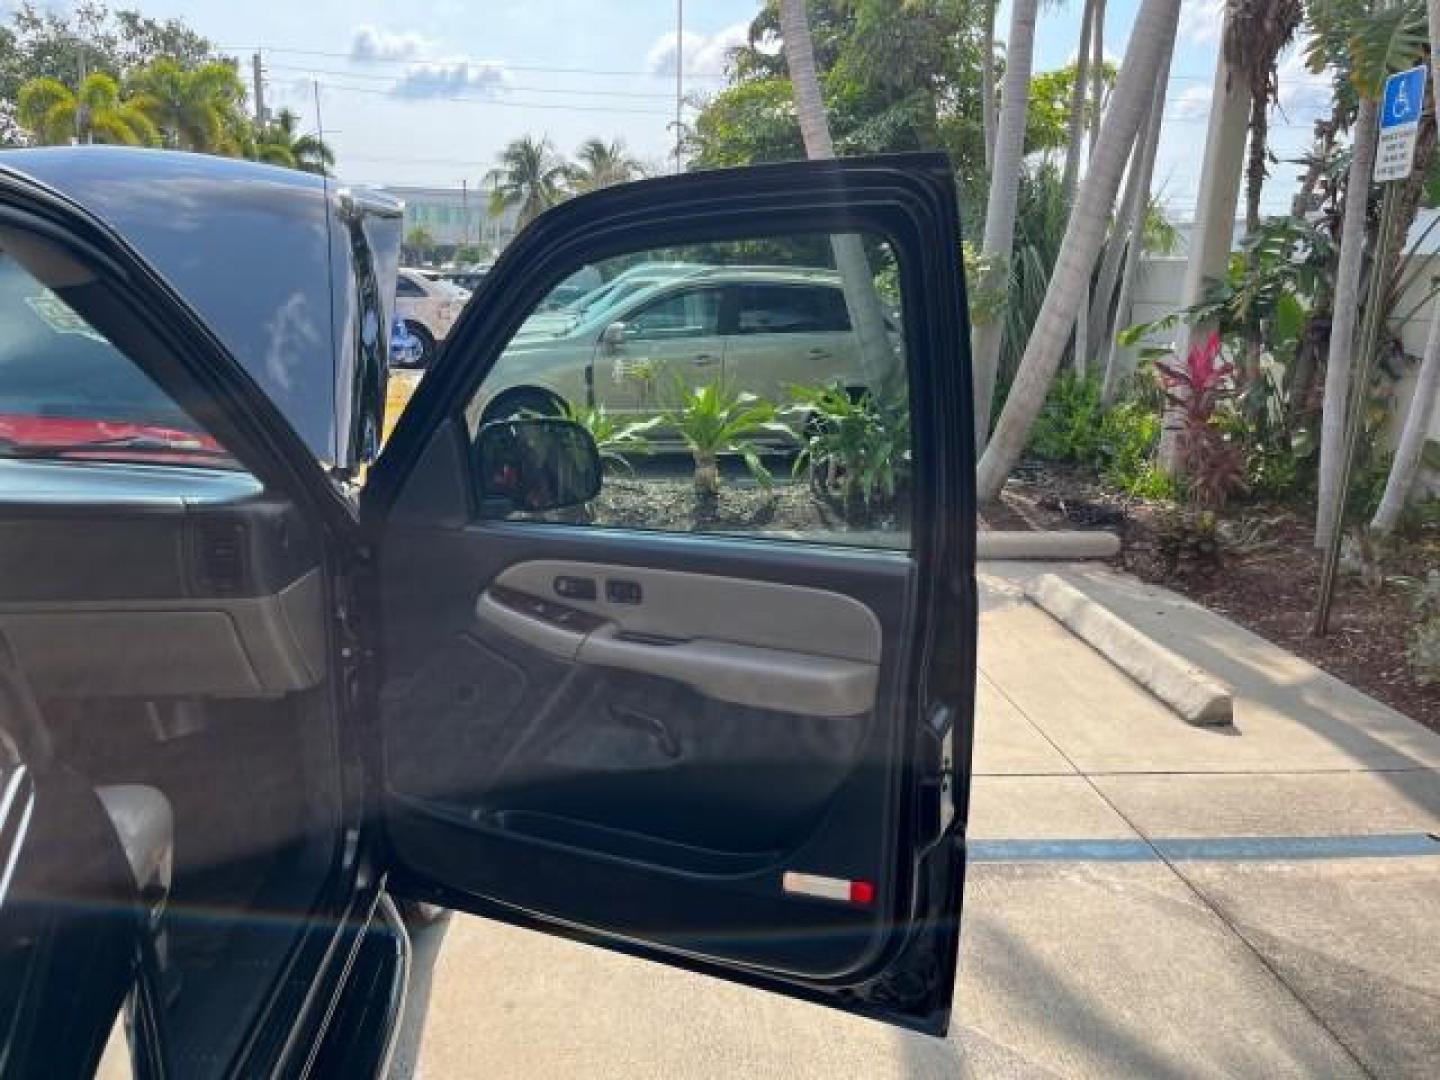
[786,382,910,519]
[1096,399,1164,495]
[1027,373,1104,463]
[662,382,791,497]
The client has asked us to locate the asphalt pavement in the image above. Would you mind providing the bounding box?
[409,561,1440,1079]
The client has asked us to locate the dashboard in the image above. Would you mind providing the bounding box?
[0,459,327,699]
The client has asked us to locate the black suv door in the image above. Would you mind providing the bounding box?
[362,154,975,1035]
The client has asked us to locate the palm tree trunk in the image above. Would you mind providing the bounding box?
[1315,96,1379,549]
[1372,0,1440,534]
[971,0,1041,451]
[1088,138,1144,363]
[1373,316,1440,532]
[1061,0,1096,204]
[1088,0,1108,159]
[981,0,998,181]
[977,0,1181,503]
[1102,46,1171,401]
[778,0,897,389]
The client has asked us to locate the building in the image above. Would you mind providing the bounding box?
[376,184,522,256]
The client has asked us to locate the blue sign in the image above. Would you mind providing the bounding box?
[1382,66,1426,130]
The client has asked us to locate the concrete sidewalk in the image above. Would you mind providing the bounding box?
[412,563,1440,1079]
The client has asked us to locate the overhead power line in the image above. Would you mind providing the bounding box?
[308,81,672,116]
[222,43,730,80]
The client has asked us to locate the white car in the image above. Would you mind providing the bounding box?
[394,267,469,367]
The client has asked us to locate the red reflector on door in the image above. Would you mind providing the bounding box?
[782,871,874,906]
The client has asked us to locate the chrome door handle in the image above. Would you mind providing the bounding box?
[692,353,718,365]
[807,348,831,359]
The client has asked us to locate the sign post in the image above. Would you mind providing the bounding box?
[1313,65,1427,635]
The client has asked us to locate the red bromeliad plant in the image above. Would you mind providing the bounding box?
[1155,332,1247,509]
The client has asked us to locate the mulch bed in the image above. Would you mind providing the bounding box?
[1000,463,1440,734]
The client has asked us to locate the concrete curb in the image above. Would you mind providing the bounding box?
[1025,573,1234,727]
[979,531,1121,561]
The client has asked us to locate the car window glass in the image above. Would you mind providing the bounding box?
[462,235,908,548]
[624,288,722,340]
[396,276,426,298]
[734,284,852,335]
[0,250,241,470]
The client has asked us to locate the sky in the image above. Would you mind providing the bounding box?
[5,0,1337,221]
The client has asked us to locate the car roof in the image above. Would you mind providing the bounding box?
[0,146,403,468]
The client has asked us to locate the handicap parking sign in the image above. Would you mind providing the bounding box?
[1376,65,1429,182]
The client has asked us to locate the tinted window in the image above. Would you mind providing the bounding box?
[734,284,850,335]
[396,276,426,298]
[0,252,236,468]
[626,288,722,339]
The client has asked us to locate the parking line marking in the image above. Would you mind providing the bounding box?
[969,833,1440,863]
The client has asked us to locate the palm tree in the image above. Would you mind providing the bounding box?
[1062,0,1097,203]
[254,108,333,174]
[486,135,570,229]
[567,137,643,192]
[1372,0,1440,534]
[971,0,1041,449]
[1101,50,1172,400]
[126,59,250,155]
[777,0,899,389]
[981,0,999,176]
[17,73,158,146]
[1225,0,1306,237]
[977,0,1182,503]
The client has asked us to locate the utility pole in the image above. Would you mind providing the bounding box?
[252,52,266,127]
[675,0,683,173]
[75,33,87,143]
[461,179,470,251]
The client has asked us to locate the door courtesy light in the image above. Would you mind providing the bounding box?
[782,871,876,906]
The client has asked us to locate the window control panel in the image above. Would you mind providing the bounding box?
[553,575,597,601]
[490,585,607,633]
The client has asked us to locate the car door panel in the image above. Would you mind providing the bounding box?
[366,154,974,1034]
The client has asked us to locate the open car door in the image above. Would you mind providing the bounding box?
[362,154,976,1035]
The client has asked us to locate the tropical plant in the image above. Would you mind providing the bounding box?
[253,107,333,174]
[548,399,659,475]
[1155,332,1247,509]
[567,137,643,192]
[486,135,570,229]
[977,0,1183,502]
[125,58,248,153]
[662,382,792,497]
[786,382,910,518]
[16,71,157,145]
[1027,373,1106,464]
[1374,0,1440,534]
[404,226,435,260]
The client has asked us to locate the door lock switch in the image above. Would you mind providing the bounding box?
[605,579,643,605]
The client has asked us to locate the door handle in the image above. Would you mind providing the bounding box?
[807,348,831,359]
[692,353,718,365]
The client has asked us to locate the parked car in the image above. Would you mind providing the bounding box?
[0,147,402,473]
[513,261,704,340]
[439,267,489,292]
[474,265,897,427]
[0,150,974,1078]
[390,316,424,367]
[537,263,604,311]
[395,266,469,367]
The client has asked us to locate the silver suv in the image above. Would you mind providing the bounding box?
[472,266,896,425]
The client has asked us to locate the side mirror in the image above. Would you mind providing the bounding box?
[600,321,628,349]
[475,418,602,517]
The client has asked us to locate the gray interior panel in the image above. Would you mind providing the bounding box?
[0,568,326,698]
[493,560,883,663]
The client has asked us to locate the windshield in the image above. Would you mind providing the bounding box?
[0,252,238,468]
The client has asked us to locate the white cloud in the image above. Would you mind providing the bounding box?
[1276,46,1332,114]
[646,22,749,77]
[1172,84,1213,121]
[1178,0,1226,45]
[349,25,430,63]
[390,58,510,100]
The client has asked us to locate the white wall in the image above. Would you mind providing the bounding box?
[1122,255,1440,463]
